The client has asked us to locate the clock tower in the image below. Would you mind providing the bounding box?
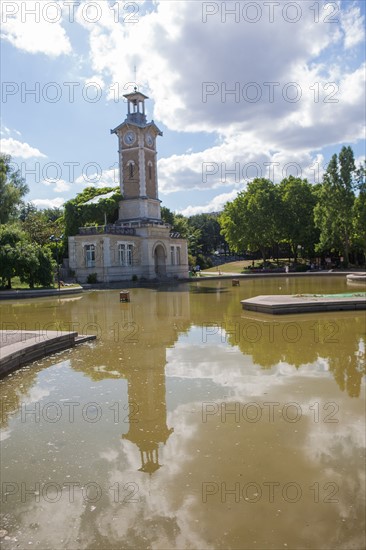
[69,89,188,283]
[111,89,163,222]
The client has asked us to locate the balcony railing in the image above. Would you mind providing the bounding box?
[79,225,136,236]
[78,222,181,238]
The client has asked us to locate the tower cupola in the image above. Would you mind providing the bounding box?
[124,88,148,126]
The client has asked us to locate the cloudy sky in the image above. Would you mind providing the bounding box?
[1,0,365,215]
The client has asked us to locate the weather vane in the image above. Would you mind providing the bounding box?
[133,64,137,90]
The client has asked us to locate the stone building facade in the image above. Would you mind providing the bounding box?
[68,90,188,283]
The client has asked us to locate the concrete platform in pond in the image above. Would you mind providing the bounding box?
[241,292,366,315]
[346,273,366,285]
[0,287,83,300]
[0,330,96,377]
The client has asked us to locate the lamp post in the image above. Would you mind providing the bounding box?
[50,234,63,291]
[297,244,305,263]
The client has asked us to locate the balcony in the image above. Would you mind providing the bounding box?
[79,225,136,236]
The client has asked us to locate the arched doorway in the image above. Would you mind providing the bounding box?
[154,244,166,276]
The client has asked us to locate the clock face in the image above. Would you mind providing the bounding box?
[145,133,154,147]
[123,131,136,145]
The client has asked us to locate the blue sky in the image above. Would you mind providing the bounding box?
[1,0,365,215]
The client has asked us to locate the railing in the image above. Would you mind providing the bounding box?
[79,225,136,236]
[79,222,180,237]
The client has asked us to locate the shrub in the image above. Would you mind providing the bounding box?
[87,272,98,284]
[188,253,196,267]
[196,254,213,270]
[294,264,308,272]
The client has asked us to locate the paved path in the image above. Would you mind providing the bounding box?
[1,331,39,347]
[0,330,96,377]
[0,287,82,301]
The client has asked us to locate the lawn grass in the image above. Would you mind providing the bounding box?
[0,277,81,291]
[203,259,292,274]
[203,260,255,273]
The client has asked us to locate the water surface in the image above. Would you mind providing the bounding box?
[0,277,365,549]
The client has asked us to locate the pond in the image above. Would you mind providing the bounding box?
[0,276,365,550]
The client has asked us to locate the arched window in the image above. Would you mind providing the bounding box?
[127,160,135,179]
[85,245,95,267]
[148,161,153,180]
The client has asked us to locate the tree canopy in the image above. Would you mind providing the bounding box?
[218,147,365,266]
[278,176,318,261]
[314,146,357,266]
[220,178,281,261]
[0,225,54,289]
[63,186,122,236]
[0,154,29,224]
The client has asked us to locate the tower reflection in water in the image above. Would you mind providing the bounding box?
[123,362,174,474]
[111,288,191,474]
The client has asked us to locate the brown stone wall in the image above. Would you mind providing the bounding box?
[145,150,157,198]
[122,149,140,198]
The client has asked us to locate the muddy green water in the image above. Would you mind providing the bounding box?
[0,277,365,550]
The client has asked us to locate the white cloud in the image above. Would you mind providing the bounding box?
[0,137,46,158]
[159,140,327,193]
[158,135,271,193]
[54,180,71,192]
[111,0,344,133]
[84,74,105,91]
[75,167,119,188]
[340,2,365,49]
[76,0,364,194]
[2,1,364,206]
[1,0,72,57]
[31,198,64,209]
[43,179,71,193]
[179,190,240,216]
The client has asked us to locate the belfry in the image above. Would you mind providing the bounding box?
[68,90,188,282]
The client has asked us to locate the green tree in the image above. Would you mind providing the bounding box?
[170,213,204,258]
[63,187,122,236]
[0,154,29,223]
[18,203,37,221]
[0,225,54,289]
[188,214,224,255]
[353,162,366,261]
[21,209,62,246]
[18,204,66,265]
[161,206,175,226]
[314,146,356,266]
[16,242,54,288]
[0,225,27,288]
[187,226,202,257]
[278,176,318,261]
[220,179,281,261]
[171,213,189,238]
[42,207,64,222]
